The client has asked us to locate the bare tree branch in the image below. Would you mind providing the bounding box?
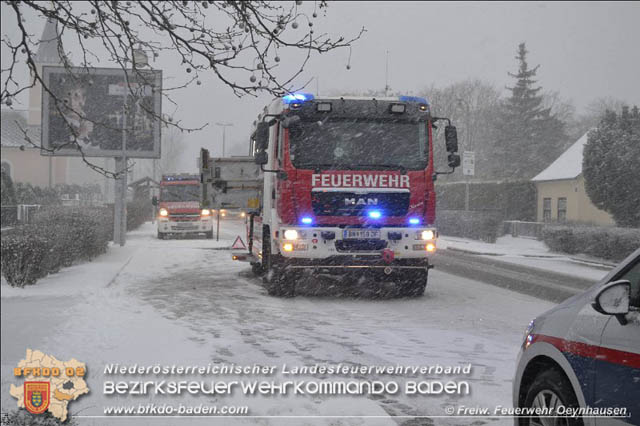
[1,0,364,178]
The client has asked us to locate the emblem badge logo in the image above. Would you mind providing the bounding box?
[24,382,50,414]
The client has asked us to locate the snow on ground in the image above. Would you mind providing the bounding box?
[439,234,611,282]
[2,220,555,425]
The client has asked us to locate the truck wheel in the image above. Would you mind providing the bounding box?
[265,265,295,297]
[157,231,165,240]
[251,262,263,276]
[262,228,295,297]
[398,270,428,297]
[205,230,214,239]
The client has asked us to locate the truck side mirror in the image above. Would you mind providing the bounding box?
[281,115,301,129]
[445,125,458,152]
[255,151,268,165]
[448,153,461,168]
[151,195,158,206]
[255,122,270,151]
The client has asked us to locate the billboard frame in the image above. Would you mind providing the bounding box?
[40,65,162,159]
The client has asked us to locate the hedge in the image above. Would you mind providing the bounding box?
[436,181,536,221]
[1,207,112,287]
[542,225,640,262]
[1,409,78,425]
[436,210,502,243]
[126,198,152,231]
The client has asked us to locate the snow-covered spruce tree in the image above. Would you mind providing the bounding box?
[493,43,567,179]
[583,106,640,228]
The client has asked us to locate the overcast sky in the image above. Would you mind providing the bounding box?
[2,1,639,171]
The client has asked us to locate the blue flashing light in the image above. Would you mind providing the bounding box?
[399,95,429,105]
[301,217,313,225]
[283,93,315,105]
[368,210,382,219]
[409,218,420,225]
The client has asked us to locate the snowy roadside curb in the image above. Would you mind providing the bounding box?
[438,234,613,283]
[567,255,617,270]
[444,245,614,270]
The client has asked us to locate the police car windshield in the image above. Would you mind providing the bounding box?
[288,118,427,170]
[160,184,200,202]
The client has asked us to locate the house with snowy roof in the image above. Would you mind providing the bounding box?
[531,131,614,225]
[1,109,67,187]
[1,19,108,191]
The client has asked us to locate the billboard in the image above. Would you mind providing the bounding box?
[41,66,162,158]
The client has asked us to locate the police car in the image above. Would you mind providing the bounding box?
[513,248,640,426]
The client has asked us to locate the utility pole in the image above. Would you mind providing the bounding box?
[215,122,233,157]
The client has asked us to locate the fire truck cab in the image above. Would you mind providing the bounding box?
[155,174,214,239]
[242,94,460,296]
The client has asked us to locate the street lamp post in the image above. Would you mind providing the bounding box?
[215,122,233,157]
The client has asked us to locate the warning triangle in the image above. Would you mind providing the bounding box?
[231,236,247,250]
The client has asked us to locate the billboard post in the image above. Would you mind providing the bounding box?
[115,89,128,246]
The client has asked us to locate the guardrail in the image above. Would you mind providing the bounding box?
[1,205,41,227]
[503,220,544,240]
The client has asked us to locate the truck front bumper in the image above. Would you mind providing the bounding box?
[281,256,432,272]
[276,226,436,269]
[158,218,213,234]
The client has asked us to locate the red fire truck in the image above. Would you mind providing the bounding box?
[228,94,460,296]
[154,174,214,239]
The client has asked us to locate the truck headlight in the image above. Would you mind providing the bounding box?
[159,208,168,217]
[419,230,435,240]
[283,229,298,240]
[201,209,211,217]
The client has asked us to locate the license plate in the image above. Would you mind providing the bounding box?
[174,224,196,229]
[343,229,381,240]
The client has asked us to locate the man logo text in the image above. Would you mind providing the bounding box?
[344,198,379,206]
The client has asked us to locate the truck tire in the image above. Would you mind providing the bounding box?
[262,228,295,297]
[251,262,263,276]
[398,270,428,297]
[157,231,165,240]
[205,230,214,239]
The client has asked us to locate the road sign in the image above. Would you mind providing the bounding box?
[231,236,247,250]
[463,151,475,176]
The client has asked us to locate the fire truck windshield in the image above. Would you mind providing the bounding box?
[160,184,200,202]
[288,118,427,171]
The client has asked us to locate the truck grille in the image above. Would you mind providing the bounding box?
[335,240,388,252]
[311,191,409,216]
[168,214,200,221]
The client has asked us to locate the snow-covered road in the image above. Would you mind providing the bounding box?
[2,221,555,425]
